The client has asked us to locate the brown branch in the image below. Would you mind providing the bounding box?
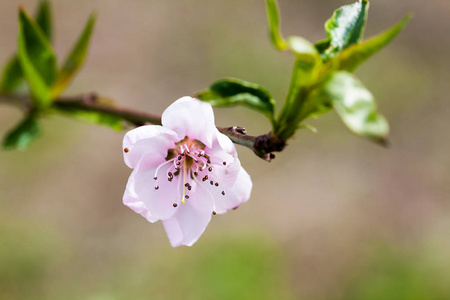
[0,93,286,161]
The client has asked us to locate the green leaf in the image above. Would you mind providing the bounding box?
[265,0,288,50]
[274,50,322,139]
[322,0,369,59]
[52,13,96,98]
[0,56,23,93]
[286,36,319,60]
[336,15,411,72]
[0,2,53,93]
[196,78,275,120]
[297,124,318,133]
[3,114,41,150]
[55,108,123,131]
[35,0,52,42]
[321,71,389,143]
[18,8,57,108]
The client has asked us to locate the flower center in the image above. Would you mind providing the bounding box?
[152,137,228,214]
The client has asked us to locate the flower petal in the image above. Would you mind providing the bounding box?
[204,165,252,214]
[132,154,183,221]
[161,97,217,148]
[123,168,158,223]
[123,125,178,169]
[162,182,214,247]
[206,133,241,188]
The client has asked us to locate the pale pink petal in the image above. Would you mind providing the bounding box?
[123,168,157,222]
[123,125,178,169]
[203,164,252,214]
[207,137,241,188]
[162,182,214,247]
[161,97,216,148]
[132,154,183,221]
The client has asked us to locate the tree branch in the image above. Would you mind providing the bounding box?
[0,93,286,161]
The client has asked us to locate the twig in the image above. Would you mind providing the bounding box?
[0,93,286,161]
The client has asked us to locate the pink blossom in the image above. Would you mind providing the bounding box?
[122,97,252,247]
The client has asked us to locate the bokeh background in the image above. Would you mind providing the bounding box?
[1,0,449,299]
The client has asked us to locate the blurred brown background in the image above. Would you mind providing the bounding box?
[0,0,449,299]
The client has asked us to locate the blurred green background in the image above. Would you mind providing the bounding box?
[1,0,449,299]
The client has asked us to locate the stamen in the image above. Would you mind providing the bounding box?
[180,160,187,204]
[154,159,174,179]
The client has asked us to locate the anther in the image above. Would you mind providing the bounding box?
[124,148,129,153]
[194,172,198,176]
[173,203,178,207]
[212,211,217,215]
[185,183,189,187]
[207,160,211,164]
[168,172,173,177]
[208,167,212,172]
[215,183,219,187]
[188,186,192,191]
[154,177,157,180]
[176,161,181,165]
[222,191,225,195]
[168,178,173,182]
[223,162,226,166]
[185,195,190,199]
[155,186,159,190]
[210,181,214,185]
[178,156,182,160]
[199,167,203,171]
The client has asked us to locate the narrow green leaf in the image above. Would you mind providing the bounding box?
[314,39,331,54]
[321,71,389,142]
[286,36,319,60]
[336,15,411,72]
[18,8,57,107]
[56,109,123,131]
[0,56,23,93]
[274,55,322,139]
[196,78,275,120]
[265,0,287,50]
[52,13,96,97]
[3,114,41,150]
[322,0,369,59]
[0,2,53,93]
[35,0,52,42]
[297,124,318,133]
